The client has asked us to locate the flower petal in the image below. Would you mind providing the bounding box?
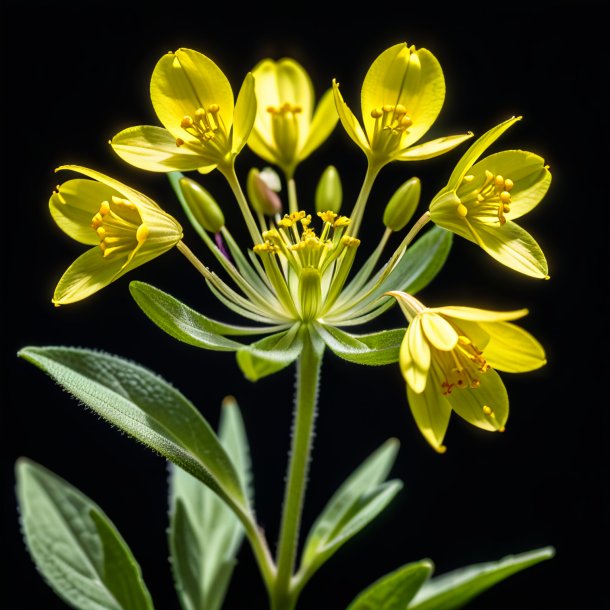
[406,366,451,453]
[232,72,257,154]
[421,312,458,351]
[401,317,430,393]
[52,247,125,305]
[299,88,338,161]
[111,125,208,172]
[480,321,547,372]
[475,220,549,278]
[448,368,508,432]
[432,306,529,323]
[332,80,369,153]
[396,132,473,161]
[151,48,234,140]
[471,150,552,220]
[50,179,120,245]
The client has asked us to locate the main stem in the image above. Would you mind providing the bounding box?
[272,332,322,610]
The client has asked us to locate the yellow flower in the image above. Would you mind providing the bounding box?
[332,42,472,168]
[247,58,338,178]
[50,166,183,305]
[429,117,552,278]
[111,48,256,174]
[388,291,546,453]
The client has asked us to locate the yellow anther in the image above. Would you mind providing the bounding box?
[181,116,194,128]
[504,178,514,191]
[500,191,511,203]
[278,216,294,228]
[482,405,493,416]
[195,108,206,120]
[395,104,407,114]
[333,216,350,227]
[341,236,360,247]
[399,115,413,128]
[253,242,279,254]
[494,175,505,188]
[300,214,312,227]
[383,104,394,113]
[136,224,149,243]
[208,104,220,113]
[96,226,106,238]
[370,107,383,118]
[463,175,475,183]
[176,138,185,147]
[318,211,338,224]
[457,202,468,217]
[100,201,110,215]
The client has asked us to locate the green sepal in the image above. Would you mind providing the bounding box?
[15,458,154,610]
[236,324,304,381]
[169,398,252,610]
[315,324,403,365]
[130,281,287,349]
[18,346,251,523]
[407,547,555,610]
[298,439,402,586]
[347,560,433,610]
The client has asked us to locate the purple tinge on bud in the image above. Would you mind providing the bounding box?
[215,232,232,262]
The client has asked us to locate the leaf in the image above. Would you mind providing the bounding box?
[347,560,433,610]
[15,458,154,610]
[407,547,555,610]
[299,439,402,584]
[316,324,403,366]
[130,281,285,350]
[19,346,250,523]
[236,325,304,381]
[169,398,252,610]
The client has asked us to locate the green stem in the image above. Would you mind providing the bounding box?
[348,160,382,238]
[242,516,277,593]
[287,178,298,215]
[272,330,323,610]
[221,162,263,245]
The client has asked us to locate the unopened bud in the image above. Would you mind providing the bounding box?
[179,177,224,233]
[315,165,342,213]
[247,168,282,215]
[383,177,421,232]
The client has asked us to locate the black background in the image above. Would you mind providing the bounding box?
[2,2,609,609]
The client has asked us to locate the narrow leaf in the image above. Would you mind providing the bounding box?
[316,324,403,365]
[347,560,433,610]
[299,440,402,583]
[16,458,154,610]
[169,398,252,610]
[236,325,304,381]
[19,346,250,522]
[408,547,555,610]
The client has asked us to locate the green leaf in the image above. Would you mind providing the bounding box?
[169,397,252,610]
[236,325,304,381]
[19,346,250,522]
[407,547,555,610]
[15,458,154,610]
[299,439,402,585]
[316,324,403,366]
[347,560,433,610]
[130,281,286,350]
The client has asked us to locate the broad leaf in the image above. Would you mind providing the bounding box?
[19,346,250,523]
[130,281,285,349]
[15,458,154,610]
[316,324,403,365]
[347,560,433,610]
[236,325,304,381]
[407,547,555,610]
[299,440,402,584]
[169,398,252,610]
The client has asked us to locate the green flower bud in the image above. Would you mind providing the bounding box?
[299,267,322,322]
[247,168,282,215]
[383,177,421,232]
[315,165,342,213]
[179,177,224,233]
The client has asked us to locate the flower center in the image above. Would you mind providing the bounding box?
[91,196,148,259]
[369,104,413,152]
[176,104,229,152]
[458,170,514,225]
[266,102,302,166]
[253,210,360,321]
[438,335,490,395]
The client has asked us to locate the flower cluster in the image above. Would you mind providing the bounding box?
[49,43,551,451]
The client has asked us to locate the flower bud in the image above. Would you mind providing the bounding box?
[247,168,282,215]
[315,165,342,213]
[179,177,224,233]
[383,177,421,232]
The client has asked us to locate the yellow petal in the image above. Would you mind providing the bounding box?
[332,80,370,153]
[396,132,473,161]
[299,88,338,161]
[421,312,458,351]
[406,367,451,453]
[433,306,529,323]
[480,321,547,372]
[50,179,119,245]
[401,317,430,393]
[111,125,208,172]
[151,48,234,141]
[232,72,257,154]
[448,368,508,432]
